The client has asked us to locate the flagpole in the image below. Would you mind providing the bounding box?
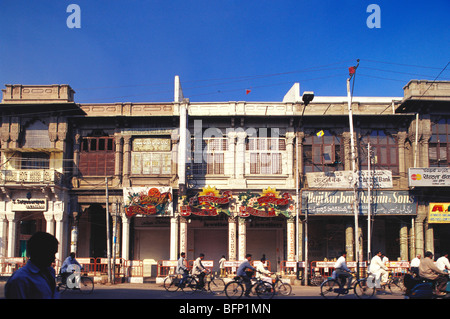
[347,59,360,277]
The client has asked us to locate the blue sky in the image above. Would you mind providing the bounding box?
[0,0,449,103]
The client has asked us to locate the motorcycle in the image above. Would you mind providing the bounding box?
[404,273,450,299]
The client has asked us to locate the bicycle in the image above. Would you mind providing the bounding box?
[368,271,406,295]
[163,273,199,294]
[56,272,94,294]
[204,272,225,294]
[225,271,275,299]
[320,272,374,299]
[271,273,292,296]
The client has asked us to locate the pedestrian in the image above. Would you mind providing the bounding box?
[5,232,59,299]
[192,253,209,289]
[410,254,421,276]
[237,253,256,297]
[419,251,448,295]
[219,255,226,277]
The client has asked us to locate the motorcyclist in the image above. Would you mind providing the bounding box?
[419,251,448,296]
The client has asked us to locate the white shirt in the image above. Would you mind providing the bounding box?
[436,256,450,272]
[334,256,350,272]
[410,257,420,267]
[369,255,388,273]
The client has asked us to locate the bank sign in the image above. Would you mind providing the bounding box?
[302,190,416,216]
[409,168,450,187]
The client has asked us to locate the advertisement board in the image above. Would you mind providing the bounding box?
[428,203,450,223]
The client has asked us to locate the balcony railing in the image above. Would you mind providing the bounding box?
[0,169,63,185]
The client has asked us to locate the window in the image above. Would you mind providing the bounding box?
[192,138,227,175]
[360,130,398,175]
[303,131,343,173]
[246,138,285,175]
[19,152,50,170]
[429,118,450,167]
[79,137,115,176]
[131,137,172,175]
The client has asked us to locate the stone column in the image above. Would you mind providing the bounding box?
[6,212,16,257]
[179,217,188,256]
[238,217,246,260]
[397,132,407,187]
[121,214,130,260]
[226,132,237,179]
[228,216,237,260]
[0,212,7,257]
[287,217,296,261]
[54,208,66,261]
[345,223,354,261]
[236,131,247,179]
[424,223,434,254]
[170,216,178,260]
[122,136,132,187]
[43,212,55,236]
[399,222,409,261]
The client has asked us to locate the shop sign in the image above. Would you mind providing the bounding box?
[180,186,232,217]
[123,187,173,217]
[302,190,416,216]
[12,198,47,211]
[409,168,450,187]
[306,170,393,189]
[238,187,294,218]
[428,203,450,223]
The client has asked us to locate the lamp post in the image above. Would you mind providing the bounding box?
[347,59,360,276]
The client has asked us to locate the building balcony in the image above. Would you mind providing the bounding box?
[0,169,64,186]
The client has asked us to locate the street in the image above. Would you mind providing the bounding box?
[0,280,405,300]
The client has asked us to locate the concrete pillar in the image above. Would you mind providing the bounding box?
[122,136,131,187]
[399,222,409,260]
[345,223,354,261]
[6,212,16,257]
[170,216,178,260]
[228,216,237,260]
[0,213,7,257]
[54,210,66,261]
[43,212,55,236]
[425,223,434,254]
[179,217,188,256]
[121,214,130,260]
[415,219,424,257]
[287,218,296,261]
[238,217,246,260]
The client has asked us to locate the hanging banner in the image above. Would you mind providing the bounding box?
[306,170,393,189]
[302,190,416,216]
[409,168,450,187]
[180,186,232,217]
[123,187,173,217]
[428,203,450,223]
[238,187,294,218]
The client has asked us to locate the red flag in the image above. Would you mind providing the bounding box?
[246,89,251,95]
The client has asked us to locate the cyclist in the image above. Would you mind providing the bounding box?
[237,253,256,297]
[255,257,272,284]
[333,251,352,289]
[60,252,83,285]
[176,252,189,286]
[192,253,209,289]
[368,250,389,289]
